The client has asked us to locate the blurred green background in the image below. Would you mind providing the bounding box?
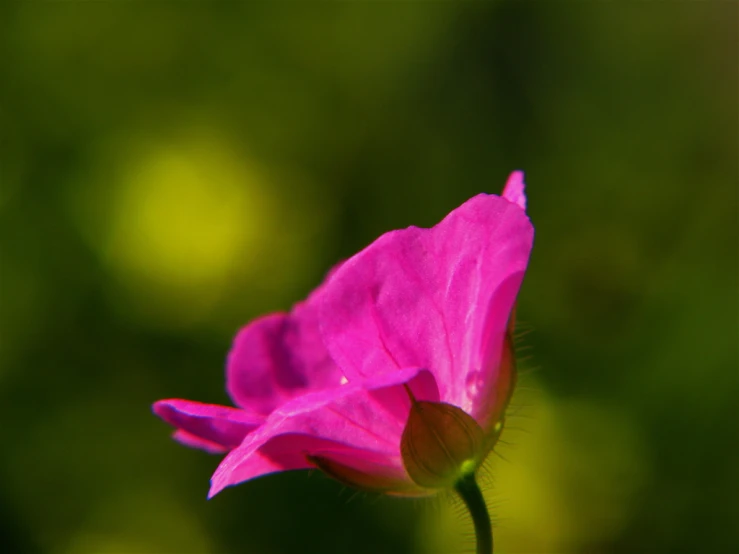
[0,2,736,553]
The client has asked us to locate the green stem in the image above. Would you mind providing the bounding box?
[454,472,493,554]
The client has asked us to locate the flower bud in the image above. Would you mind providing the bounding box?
[400,399,485,489]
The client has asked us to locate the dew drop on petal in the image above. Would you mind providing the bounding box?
[465,370,485,401]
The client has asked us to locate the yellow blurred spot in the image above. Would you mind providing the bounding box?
[65,122,337,332]
[108,146,258,292]
[61,122,328,331]
[420,388,648,554]
[64,125,334,330]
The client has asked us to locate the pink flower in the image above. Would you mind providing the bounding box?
[153,171,534,498]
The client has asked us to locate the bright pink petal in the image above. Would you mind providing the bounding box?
[153,399,263,452]
[172,429,230,454]
[467,274,523,427]
[226,274,344,416]
[209,367,434,497]
[207,434,417,495]
[502,170,527,211]
[319,192,533,420]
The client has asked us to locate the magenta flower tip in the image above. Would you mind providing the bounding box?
[502,170,527,211]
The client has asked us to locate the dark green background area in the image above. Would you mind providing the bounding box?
[0,2,736,554]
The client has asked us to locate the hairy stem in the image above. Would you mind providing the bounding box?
[454,472,493,554]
